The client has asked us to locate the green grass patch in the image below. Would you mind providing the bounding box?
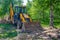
[0,23,17,38]
[41,24,49,28]
[41,23,60,28]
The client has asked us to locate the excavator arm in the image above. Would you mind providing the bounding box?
[10,3,14,23]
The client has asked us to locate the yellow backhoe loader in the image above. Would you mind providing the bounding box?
[9,3,43,32]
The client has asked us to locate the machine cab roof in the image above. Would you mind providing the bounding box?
[14,6,27,14]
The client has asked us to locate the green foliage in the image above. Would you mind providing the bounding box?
[0,23,17,38]
[27,0,60,26]
[0,0,23,17]
[0,0,60,39]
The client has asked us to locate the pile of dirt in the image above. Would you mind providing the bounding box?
[0,16,10,24]
[0,19,10,24]
[43,27,60,39]
[0,27,60,40]
[23,22,43,33]
[16,27,60,40]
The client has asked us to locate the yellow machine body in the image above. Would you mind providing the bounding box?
[9,3,43,32]
[10,4,32,24]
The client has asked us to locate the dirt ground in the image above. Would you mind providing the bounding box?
[15,27,60,40]
[0,19,60,40]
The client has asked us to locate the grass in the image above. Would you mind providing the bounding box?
[55,25,60,28]
[41,24,60,28]
[0,22,60,38]
[0,23,17,38]
[40,20,60,28]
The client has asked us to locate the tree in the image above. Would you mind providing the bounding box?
[49,0,54,27]
[27,0,50,23]
[0,0,23,18]
[27,0,60,27]
[49,0,60,27]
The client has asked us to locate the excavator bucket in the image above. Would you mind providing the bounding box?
[22,22,43,33]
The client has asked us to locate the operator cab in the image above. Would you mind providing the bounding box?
[14,6,27,14]
[14,6,31,22]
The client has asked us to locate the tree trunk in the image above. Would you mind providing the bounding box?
[49,5,54,27]
[41,9,44,22]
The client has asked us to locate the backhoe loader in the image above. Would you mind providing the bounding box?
[9,3,43,32]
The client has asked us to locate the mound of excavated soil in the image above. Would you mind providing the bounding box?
[15,27,60,40]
